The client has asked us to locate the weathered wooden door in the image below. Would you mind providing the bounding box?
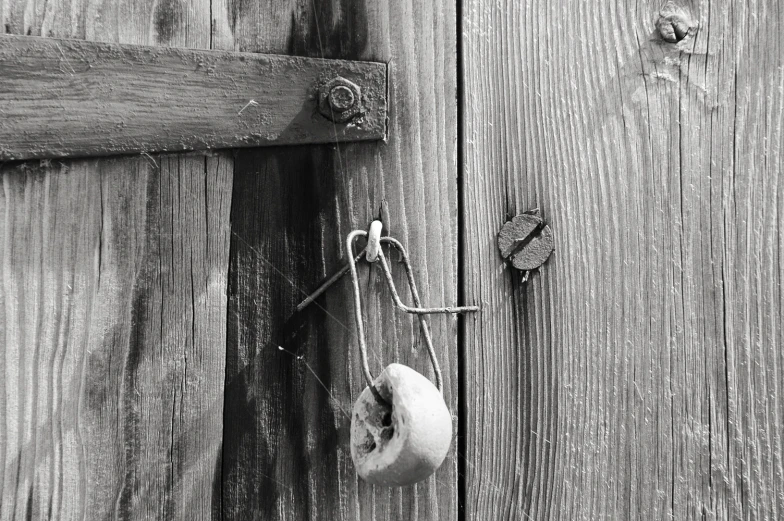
[1,0,782,520]
[462,1,784,519]
[1,0,457,519]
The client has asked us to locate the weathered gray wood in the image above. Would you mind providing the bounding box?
[0,0,231,519]
[0,34,387,160]
[462,0,784,519]
[217,0,459,519]
[0,156,233,519]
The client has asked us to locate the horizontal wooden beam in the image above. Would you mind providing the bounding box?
[0,35,387,160]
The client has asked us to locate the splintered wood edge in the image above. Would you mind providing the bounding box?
[0,35,388,160]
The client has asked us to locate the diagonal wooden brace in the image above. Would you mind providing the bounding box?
[0,35,388,160]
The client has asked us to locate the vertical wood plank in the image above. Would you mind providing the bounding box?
[462,0,784,519]
[214,0,459,519]
[0,0,230,518]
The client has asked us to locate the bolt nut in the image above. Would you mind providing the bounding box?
[318,76,363,123]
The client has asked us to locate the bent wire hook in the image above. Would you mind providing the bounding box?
[298,221,479,393]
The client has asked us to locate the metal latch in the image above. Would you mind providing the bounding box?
[0,35,388,160]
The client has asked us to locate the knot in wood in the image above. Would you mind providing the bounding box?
[656,2,697,43]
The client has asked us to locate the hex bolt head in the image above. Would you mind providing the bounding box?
[318,76,363,123]
[328,85,356,111]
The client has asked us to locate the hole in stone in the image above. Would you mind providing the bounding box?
[381,411,392,427]
[360,431,377,455]
[380,426,394,442]
[371,383,392,407]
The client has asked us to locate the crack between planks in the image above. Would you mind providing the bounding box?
[456,0,467,518]
[220,153,235,521]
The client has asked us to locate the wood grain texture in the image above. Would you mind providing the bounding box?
[0,156,233,519]
[0,34,387,160]
[1,0,232,519]
[462,0,784,519]
[216,0,459,519]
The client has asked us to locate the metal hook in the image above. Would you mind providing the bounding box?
[297,221,480,392]
[365,220,383,262]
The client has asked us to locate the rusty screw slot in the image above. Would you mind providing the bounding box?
[319,76,363,123]
[497,209,555,280]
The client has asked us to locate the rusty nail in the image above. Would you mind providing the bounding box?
[497,209,555,276]
[656,2,697,43]
[319,76,362,123]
